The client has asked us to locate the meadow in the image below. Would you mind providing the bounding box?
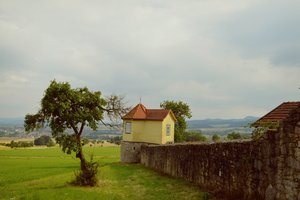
[0,146,210,200]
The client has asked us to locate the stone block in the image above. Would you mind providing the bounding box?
[280,145,287,155]
[265,184,276,200]
[295,125,300,134]
[286,156,300,170]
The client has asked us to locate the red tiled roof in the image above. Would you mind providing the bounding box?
[254,102,300,125]
[122,104,176,121]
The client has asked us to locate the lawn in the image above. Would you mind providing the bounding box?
[0,146,210,200]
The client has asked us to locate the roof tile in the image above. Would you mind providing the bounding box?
[254,102,300,124]
[122,104,175,121]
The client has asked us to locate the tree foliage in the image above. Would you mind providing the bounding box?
[250,120,280,140]
[24,80,128,186]
[212,134,221,142]
[184,131,207,142]
[227,132,242,140]
[34,135,52,146]
[160,100,192,142]
[9,140,34,148]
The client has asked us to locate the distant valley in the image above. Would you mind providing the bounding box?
[187,116,259,136]
[0,116,259,138]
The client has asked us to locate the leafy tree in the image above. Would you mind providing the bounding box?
[24,80,128,186]
[185,131,207,142]
[46,139,56,147]
[212,134,221,142]
[160,100,192,142]
[34,135,52,146]
[227,132,242,140]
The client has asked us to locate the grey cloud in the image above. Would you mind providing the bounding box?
[218,0,300,67]
[0,0,299,118]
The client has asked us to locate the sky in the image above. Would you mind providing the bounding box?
[0,0,299,119]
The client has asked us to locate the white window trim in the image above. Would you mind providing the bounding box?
[166,124,171,136]
[125,122,132,134]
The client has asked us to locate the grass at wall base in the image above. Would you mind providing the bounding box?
[0,146,211,200]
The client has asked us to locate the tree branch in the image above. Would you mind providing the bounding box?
[78,122,85,136]
[99,119,113,127]
[70,123,79,135]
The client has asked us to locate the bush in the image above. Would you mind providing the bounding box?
[34,135,52,146]
[212,134,221,142]
[73,155,99,186]
[184,131,207,142]
[227,132,242,140]
[46,139,56,147]
[9,140,34,148]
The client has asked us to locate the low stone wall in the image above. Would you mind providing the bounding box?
[140,116,300,199]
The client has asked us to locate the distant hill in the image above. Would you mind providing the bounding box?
[187,116,258,129]
[187,116,259,135]
[0,117,24,126]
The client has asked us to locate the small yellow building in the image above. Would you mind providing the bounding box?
[122,103,176,144]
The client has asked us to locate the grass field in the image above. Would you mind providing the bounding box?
[0,146,210,200]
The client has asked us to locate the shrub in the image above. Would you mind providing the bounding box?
[9,140,34,148]
[212,134,221,142]
[185,131,207,142]
[227,132,242,140]
[46,139,56,147]
[73,155,99,186]
[34,135,52,146]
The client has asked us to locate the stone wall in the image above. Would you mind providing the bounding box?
[120,141,147,163]
[140,112,300,199]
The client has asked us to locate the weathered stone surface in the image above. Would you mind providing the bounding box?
[121,141,146,163]
[265,184,276,200]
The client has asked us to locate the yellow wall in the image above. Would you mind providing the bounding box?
[122,113,175,144]
[161,114,175,144]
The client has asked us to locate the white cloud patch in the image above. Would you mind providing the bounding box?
[0,0,299,118]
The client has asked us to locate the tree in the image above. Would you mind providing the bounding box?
[212,134,221,142]
[185,131,207,142]
[160,100,192,142]
[34,135,52,146]
[227,132,242,140]
[24,80,128,186]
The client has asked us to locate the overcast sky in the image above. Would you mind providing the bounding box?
[0,0,299,119]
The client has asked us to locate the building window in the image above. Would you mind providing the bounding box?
[166,124,171,136]
[125,122,132,134]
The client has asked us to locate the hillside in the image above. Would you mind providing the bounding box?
[0,116,258,137]
[187,116,258,135]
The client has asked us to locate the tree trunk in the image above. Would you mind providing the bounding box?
[75,132,88,172]
[76,147,88,172]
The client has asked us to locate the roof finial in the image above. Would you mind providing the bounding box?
[139,97,142,104]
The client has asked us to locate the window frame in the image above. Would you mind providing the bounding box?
[166,124,171,136]
[125,122,132,134]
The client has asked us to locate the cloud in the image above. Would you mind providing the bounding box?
[0,0,299,118]
[218,0,300,67]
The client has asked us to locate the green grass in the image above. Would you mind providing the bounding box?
[0,146,210,200]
